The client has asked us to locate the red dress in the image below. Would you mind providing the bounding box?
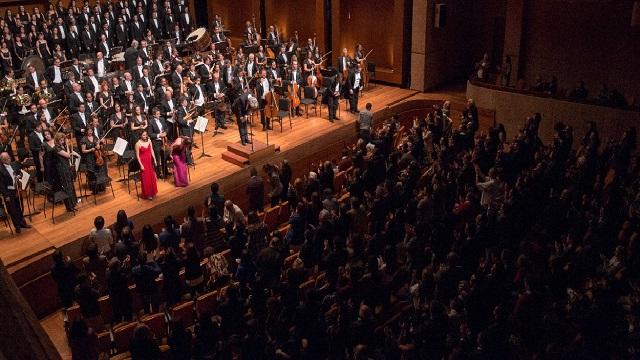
[138,142,158,199]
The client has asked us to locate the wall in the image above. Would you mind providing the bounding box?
[332,0,406,84]
[264,0,324,51]
[467,80,640,145]
[521,0,639,97]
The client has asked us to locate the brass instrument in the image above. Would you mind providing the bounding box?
[35,89,55,102]
[13,94,32,107]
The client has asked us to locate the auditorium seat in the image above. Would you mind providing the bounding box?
[98,295,113,324]
[141,312,167,340]
[196,290,218,317]
[277,201,290,226]
[263,205,280,232]
[97,330,112,356]
[113,321,137,354]
[66,304,81,323]
[170,301,196,328]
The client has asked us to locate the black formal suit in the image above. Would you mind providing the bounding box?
[25,72,42,93]
[210,79,227,128]
[66,31,81,57]
[148,18,163,40]
[147,116,168,176]
[180,13,193,35]
[115,23,129,47]
[83,76,100,95]
[232,92,251,144]
[276,53,289,68]
[288,69,303,86]
[160,98,177,139]
[38,107,58,127]
[138,76,153,91]
[163,15,176,36]
[0,162,28,229]
[94,58,110,78]
[138,48,151,64]
[28,131,44,181]
[175,106,191,137]
[130,21,144,41]
[69,65,82,82]
[255,78,272,128]
[98,42,111,58]
[72,112,89,141]
[345,71,363,112]
[244,61,258,78]
[80,29,95,52]
[132,65,146,82]
[133,91,151,113]
[22,111,39,135]
[68,92,86,113]
[170,71,182,93]
[46,66,64,88]
[325,77,342,120]
[337,56,352,75]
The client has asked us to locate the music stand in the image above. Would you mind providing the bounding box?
[214,41,229,53]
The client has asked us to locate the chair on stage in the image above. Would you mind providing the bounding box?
[0,198,13,234]
[88,169,115,205]
[48,190,76,224]
[300,86,319,118]
[275,98,292,132]
[366,61,376,89]
[125,159,141,201]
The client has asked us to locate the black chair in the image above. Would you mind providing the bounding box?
[49,191,76,224]
[88,170,115,205]
[0,198,13,234]
[126,159,141,201]
[32,181,52,218]
[300,86,318,118]
[276,98,292,132]
[118,149,136,180]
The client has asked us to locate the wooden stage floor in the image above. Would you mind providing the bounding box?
[0,85,421,273]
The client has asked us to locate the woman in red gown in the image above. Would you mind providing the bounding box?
[135,130,158,200]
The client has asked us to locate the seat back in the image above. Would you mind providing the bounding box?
[113,321,137,354]
[67,305,81,323]
[303,86,316,99]
[127,158,141,174]
[142,312,167,340]
[97,330,112,356]
[196,290,218,316]
[98,295,113,324]
[263,205,280,232]
[278,201,290,227]
[278,98,291,111]
[170,301,195,328]
[367,61,376,74]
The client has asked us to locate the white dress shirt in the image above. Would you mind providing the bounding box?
[53,66,62,83]
[3,164,15,190]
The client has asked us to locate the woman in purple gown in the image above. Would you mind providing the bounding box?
[171,136,191,187]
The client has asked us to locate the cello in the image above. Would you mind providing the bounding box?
[289,78,300,114]
[263,85,279,123]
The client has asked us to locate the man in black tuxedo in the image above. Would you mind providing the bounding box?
[255,69,272,131]
[232,89,255,146]
[80,24,96,53]
[337,48,352,78]
[130,14,144,41]
[68,83,86,112]
[325,75,342,122]
[170,64,183,94]
[164,9,176,37]
[0,152,30,232]
[25,65,42,94]
[72,103,89,142]
[66,25,81,58]
[276,45,289,70]
[210,71,227,130]
[345,64,363,113]
[115,17,129,47]
[148,12,163,40]
[46,57,65,93]
[180,7,193,35]
[147,107,169,178]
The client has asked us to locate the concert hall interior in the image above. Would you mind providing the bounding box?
[0,0,638,359]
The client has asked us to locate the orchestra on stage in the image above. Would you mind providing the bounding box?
[0,1,374,231]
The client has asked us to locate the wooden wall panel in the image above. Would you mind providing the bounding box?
[332,0,404,84]
[264,0,324,50]
[207,0,261,39]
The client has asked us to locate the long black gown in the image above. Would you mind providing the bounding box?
[53,144,77,210]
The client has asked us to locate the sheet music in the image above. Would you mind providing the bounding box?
[113,137,128,156]
[19,170,29,191]
[72,151,81,172]
[194,116,208,133]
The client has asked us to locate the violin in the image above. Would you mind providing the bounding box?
[94,138,105,167]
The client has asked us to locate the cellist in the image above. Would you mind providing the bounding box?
[288,60,303,116]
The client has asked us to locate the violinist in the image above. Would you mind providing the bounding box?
[148,107,169,178]
[256,69,272,131]
[109,102,128,142]
[355,44,365,63]
[52,133,77,212]
[211,71,227,131]
[188,76,206,117]
[326,75,342,122]
[346,64,364,114]
[276,45,289,70]
[303,52,316,81]
[245,53,258,78]
[267,25,279,48]
[72,103,88,142]
[80,125,106,194]
[0,152,30,233]
[85,92,99,118]
[256,46,267,68]
[98,81,114,117]
[37,98,56,129]
[28,122,45,181]
[267,62,281,84]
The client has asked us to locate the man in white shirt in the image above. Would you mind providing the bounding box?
[0,152,30,232]
[348,64,363,113]
[257,69,271,131]
[223,200,246,234]
[95,52,108,78]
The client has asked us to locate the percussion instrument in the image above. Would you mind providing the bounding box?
[187,28,211,52]
[21,55,45,74]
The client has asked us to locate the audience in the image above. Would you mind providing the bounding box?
[55,103,640,359]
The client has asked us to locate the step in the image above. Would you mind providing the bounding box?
[221,151,249,167]
[227,141,268,158]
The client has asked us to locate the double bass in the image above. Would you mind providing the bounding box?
[263,86,279,121]
[289,78,300,113]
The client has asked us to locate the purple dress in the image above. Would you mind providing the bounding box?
[172,140,188,187]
